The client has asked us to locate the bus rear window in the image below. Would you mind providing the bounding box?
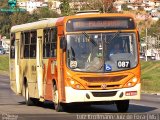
[66,17,135,32]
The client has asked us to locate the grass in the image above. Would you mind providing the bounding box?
[140,60,160,93]
[0,55,159,93]
[0,54,9,75]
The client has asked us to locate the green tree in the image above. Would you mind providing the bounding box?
[0,1,60,38]
[121,4,130,11]
[35,7,60,19]
[0,0,12,37]
[9,8,60,26]
[140,19,160,40]
[60,0,71,16]
[0,0,9,9]
[10,12,32,26]
[0,13,11,38]
[72,0,116,13]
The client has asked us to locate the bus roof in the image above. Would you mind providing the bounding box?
[65,13,135,20]
[11,18,62,33]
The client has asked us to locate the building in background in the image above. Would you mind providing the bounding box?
[17,0,48,13]
[0,36,10,54]
[48,0,61,14]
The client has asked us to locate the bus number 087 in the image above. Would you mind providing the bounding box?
[117,60,130,68]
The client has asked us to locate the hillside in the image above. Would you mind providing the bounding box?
[141,60,160,93]
[0,55,9,75]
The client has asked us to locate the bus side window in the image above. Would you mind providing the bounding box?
[24,32,30,58]
[21,32,24,58]
[43,29,50,58]
[50,27,57,57]
[23,31,37,58]
[43,27,57,58]
[24,45,29,58]
[10,33,15,59]
[30,31,37,58]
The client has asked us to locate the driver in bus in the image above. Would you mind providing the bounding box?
[110,42,124,56]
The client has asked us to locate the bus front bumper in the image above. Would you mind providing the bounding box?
[64,83,141,103]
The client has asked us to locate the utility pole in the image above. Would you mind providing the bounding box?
[145,27,148,61]
[153,33,159,48]
[153,33,160,60]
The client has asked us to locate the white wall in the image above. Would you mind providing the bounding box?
[0,39,10,51]
[18,1,48,13]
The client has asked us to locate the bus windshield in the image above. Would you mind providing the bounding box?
[66,32,138,72]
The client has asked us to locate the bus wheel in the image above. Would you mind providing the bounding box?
[25,85,34,106]
[116,100,129,112]
[52,85,64,112]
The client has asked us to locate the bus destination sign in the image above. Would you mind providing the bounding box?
[66,17,135,32]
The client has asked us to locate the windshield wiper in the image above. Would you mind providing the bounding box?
[67,46,76,61]
[106,30,121,43]
[82,32,97,46]
[70,47,76,60]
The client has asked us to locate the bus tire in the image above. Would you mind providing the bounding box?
[52,84,64,112]
[25,84,34,106]
[116,100,129,112]
[31,98,42,106]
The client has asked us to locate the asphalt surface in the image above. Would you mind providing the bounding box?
[0,75,160,120]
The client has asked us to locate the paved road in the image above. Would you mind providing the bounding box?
[0,75,160,120]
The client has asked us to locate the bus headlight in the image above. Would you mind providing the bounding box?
[132,77,138,83]
[70,80,75,85]
[123,77,138,88]
[68,78,85,90]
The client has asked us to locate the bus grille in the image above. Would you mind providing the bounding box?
[80,75,127,83]
[88,84,121,89]
[92,91,117,97]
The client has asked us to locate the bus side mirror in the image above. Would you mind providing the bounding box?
[60,37,67,50]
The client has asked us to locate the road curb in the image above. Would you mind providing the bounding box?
[141,91,160,96]
[155,93,160,96]
[150,93,160,96]
[141,92,160,96]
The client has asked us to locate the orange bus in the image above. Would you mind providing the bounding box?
[10,13,141,112]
